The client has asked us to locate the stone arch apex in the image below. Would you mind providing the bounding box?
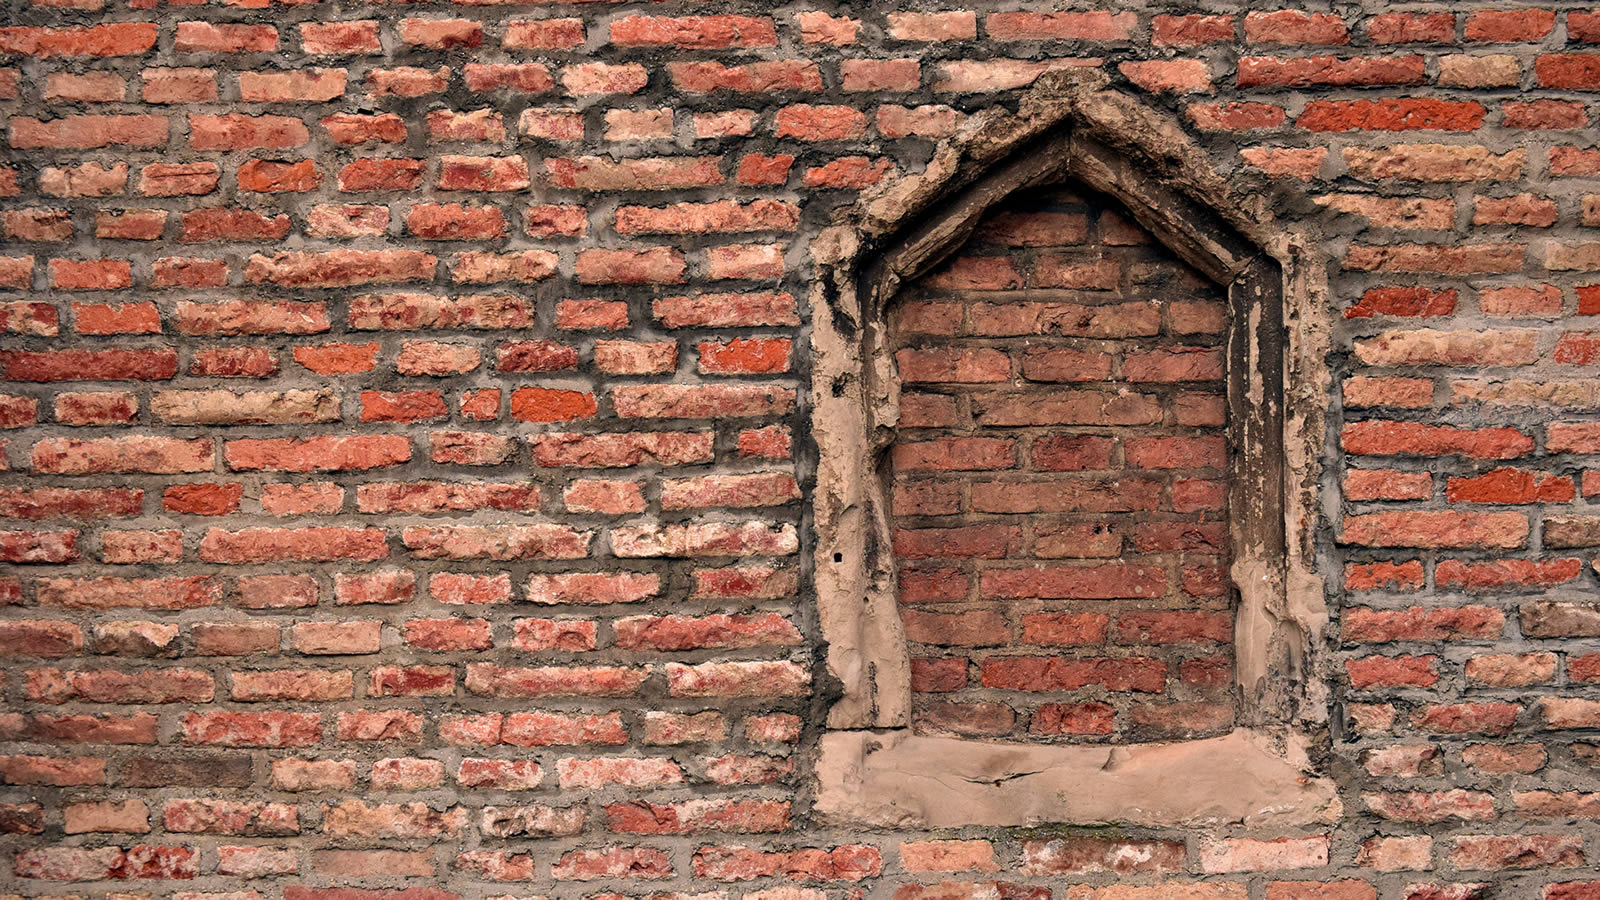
[808,70,1338,828]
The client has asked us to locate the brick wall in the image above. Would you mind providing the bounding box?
[0,3,1599,898]
[890,186,1234,743]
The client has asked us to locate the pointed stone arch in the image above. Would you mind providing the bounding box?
[808,70,1340,827]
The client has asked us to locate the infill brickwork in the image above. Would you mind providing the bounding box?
[890,187,1235,743]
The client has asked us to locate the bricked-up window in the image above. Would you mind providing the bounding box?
[888,184,1233,743]
[811,84,1336,828]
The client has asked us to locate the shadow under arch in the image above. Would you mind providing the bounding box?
[807,69,1341,828]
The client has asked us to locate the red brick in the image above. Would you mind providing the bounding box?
[604,799,790,834]
[175,21,275,53]
[180,208,290,243]
[1344,606,1505,642]
[305,204,389,238]
[34,436,212,474]
[189,114,306,151]
[1437,559,1582,591]
[291,343,375,375]
[615,613,799,653]
[427,109,504,143]
[553,847,672,880]
[1153,14,1234,46]
[1480,284,1562,315]
[503,18,583,49]
[842,58,922,92]
[594,340,676,376]
[1300,98,1484,132]
[0,487,143,520]
[981,656,1165,692]
[986,11,1135,41]
[92,207,165,241]
[358,481,536,515]
[1342,421,1532,459]
[399,17,482,49]
[610,15,775,49]
[46,259,130,292]
[0,257,33,290]
[0,23,157,58]
[200,527,387,563]
[36,575,220,611]
[52,391,137,427]
[523,573,657,607]
[1347,655,1439,689]
[1116,610,1231,645]
[1187,102,1286,131]
[44,72,124,103]
[362,390,448,423]
[1467,652,1558,687]
[338,159,425,192]
[407,203,505,240]
[0,395,36,429]
[1537,54,1600,89]
[465,663,645,698]
[302,21,381,55]
[1345,468,1432,500]
[464,63,554,94]
[507,618,593,652]
[575,247,686,285]
[138,162,219,197]
[559,62,647,96]
[735,426,791,461]
[1239,55,1424,87]
[1342,511,1528,549]
[1245,11,1350,45]
[1451,834,1582,870]
[1342,377,1433,409]
[798,11,858,45]
[1120,59,1212,92]
[1506,100,1589,130]
[0,620,83,658]
[666,660,808,697]
[183,711,320,748]
[695,845,881,880]
[367,66,450,98]
[776,105,868,141]
[247,250,436,287]
[1367,13,1456,44]
[506,387,594,423]
[261,483,343,516]
[238,69,344,103]
[150,256,225,289]
[224,435,408,473]
[138,67,215,104]
[323,118,405,150]
[1447,468,1574,503]
[1555,333,1600,360]
[1465,9,1555,42]
[654,292,797,328]
[738,154,795,186]
[41,162,128,198]
[5,209,73,242]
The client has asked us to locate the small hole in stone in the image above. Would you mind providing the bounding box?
[833,553,843,563]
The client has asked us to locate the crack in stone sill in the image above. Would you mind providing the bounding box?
[956,769,1048,787]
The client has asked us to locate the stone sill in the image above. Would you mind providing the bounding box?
[814,728,1342,829]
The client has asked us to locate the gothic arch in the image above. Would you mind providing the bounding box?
[808,70,1340,828]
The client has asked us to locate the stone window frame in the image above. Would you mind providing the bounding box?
[807,72,1343,829]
